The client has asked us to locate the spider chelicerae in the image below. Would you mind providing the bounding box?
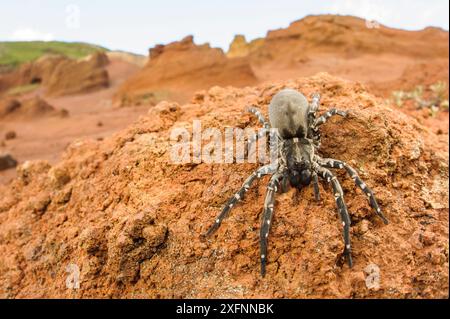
[205,88,389,277]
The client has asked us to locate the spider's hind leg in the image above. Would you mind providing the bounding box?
[205,163,277,237]
[319,158,388,224]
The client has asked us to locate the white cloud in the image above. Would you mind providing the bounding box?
[9,28,54,41]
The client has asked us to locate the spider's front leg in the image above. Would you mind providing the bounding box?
[314,108,348,127]
[307,94,347,147]
[260,172,283,276]
[244,106,271,158]
[246,106,271,130]
[245,128,269,157]
[310,93,321,114]
[316,166,353,267]
[319,158,388,224]
[205,163,278,236]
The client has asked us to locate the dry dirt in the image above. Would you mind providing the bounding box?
[0,73,447,298]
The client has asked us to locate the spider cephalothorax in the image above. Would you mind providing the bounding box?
[205,89,389,276]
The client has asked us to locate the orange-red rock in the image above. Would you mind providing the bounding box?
[0,52,110,97]
[115,36,257,106]
[0,73,447,298]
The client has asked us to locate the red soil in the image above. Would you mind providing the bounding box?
[0,73,447,298]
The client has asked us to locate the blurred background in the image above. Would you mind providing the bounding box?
[0,0,449,183]
[1,0,449,53]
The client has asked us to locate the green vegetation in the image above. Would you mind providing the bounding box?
[392,81,449,116]
[0,41,108,69]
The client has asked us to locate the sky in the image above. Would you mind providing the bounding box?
[1,0,449,55]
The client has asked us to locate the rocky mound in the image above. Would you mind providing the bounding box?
[0,73,447,298]
[115,36,257,106]
[44,52,109,97]
[0,96,66,120]
[224,15,449,102]
[227,35,265,58]
[0,52,110,97]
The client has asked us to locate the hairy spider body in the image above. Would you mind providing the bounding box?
[206,89,389,277]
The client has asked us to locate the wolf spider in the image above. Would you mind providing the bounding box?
[205,89,388,276]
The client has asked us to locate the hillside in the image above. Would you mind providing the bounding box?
[116,15,448,108]
[0,73,447,298]
[0,52,110,97]
[0,41,108,71]
[114,36,257,106]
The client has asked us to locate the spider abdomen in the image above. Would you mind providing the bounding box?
[268,89,310,139]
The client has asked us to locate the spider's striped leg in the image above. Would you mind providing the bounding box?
[319,158,388,224]
[312,171,320,201]
[245,106,270,157]
[310,92,321,114]
[260,172,283,276]
[205,163,278,237]
[245,128,268,158]
[313,108,347,128]
[246,106,271,130]
[307,93,322,145]
[316,167,353,267]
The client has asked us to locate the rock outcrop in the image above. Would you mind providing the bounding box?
[0,73,447,298]
[114,36,257,106]
[249,15,449,62]
[227,35,264,58]
[0,52,110,97]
